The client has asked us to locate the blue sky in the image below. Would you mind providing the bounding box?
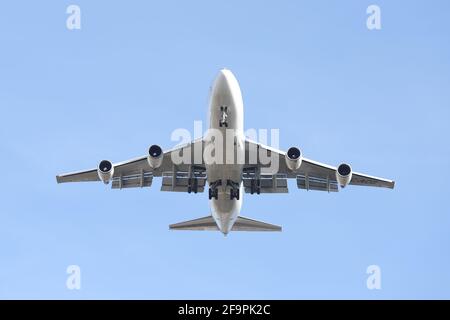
[0,0,449,299]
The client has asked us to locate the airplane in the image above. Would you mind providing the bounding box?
[56,69,394,235]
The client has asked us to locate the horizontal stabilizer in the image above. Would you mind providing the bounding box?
[169,216,218,231]
[232,216,282,231]
[169,215,281,232]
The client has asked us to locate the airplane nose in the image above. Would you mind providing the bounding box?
[219,68,228,75]
[214,69,231,87]
[219,68,231,77]
[211,68,239,100]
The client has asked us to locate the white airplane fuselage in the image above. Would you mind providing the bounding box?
[205,69,245,234]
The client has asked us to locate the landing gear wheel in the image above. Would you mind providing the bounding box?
[219,106,228,128]
[209,188,219,200]
[193,179,198,194]
[230,189,240,200]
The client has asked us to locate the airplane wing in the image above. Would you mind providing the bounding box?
[244,139,394,193]
[56,139,207,192]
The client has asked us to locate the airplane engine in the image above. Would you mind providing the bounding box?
[147,144,163,168]
[336,163,352,187]
[97,160,114,184]
[285,147,302,171]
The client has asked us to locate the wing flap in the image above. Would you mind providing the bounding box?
[161,170,207,193]
[242,170,289,194]
[296,174,338,192]
[111,171,153,189]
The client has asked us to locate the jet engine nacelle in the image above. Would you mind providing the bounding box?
[147,144,163,168]
[97,160,114,184]
[336,163,352,187]
[285,147,302,171]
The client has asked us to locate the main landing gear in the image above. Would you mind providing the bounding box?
[187,177,199,194]
[208,180,240,200]
[250,178,261,195]
[227,180,240,200]
[208,180,221,200]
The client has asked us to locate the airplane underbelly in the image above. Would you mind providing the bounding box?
[206,163,242,185]
[205,141,243,233]
[209,181,243,234]
[205,68,245,233]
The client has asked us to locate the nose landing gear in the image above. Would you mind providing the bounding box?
[219,106,228,128]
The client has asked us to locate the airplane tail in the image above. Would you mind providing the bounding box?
[169,216,282,232]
